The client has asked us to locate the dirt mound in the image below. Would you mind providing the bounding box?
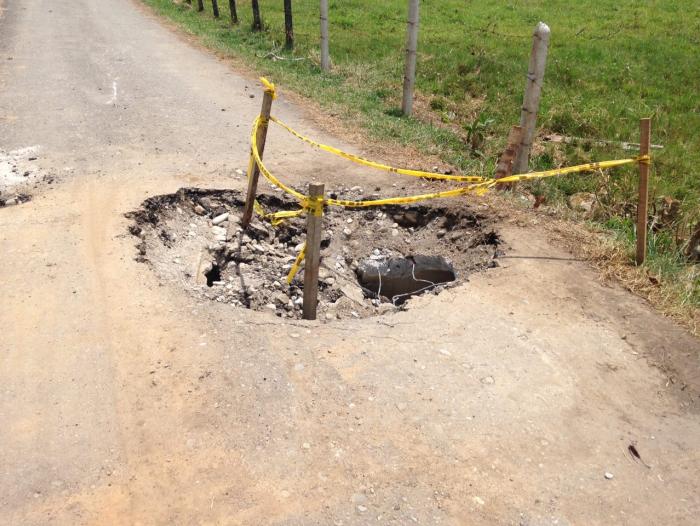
[126,188,501,320]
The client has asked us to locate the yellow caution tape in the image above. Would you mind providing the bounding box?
[260,77,277,99]
[286,242,306,284]
[269,116,486,183]
[250,114,649,214]
[251,117,307,203]
[494,156,648,184]
[253,199,304,225]
[308,193,324,216]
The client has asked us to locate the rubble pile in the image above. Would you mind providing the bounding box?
[127,188,500,320]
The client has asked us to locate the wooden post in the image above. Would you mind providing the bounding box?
[320,0,330,72]
[495,125,523,185]
[196,0,204,12]
[211,0,220,18]
[401,0,420,116]
[241,88,275,228]
[251,0,262,31]
[636,118,652,265]
[228,0,238,24]
[284,0,294,50]
[513,22,550,174]
[303,183,324,320]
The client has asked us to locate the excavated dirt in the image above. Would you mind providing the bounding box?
[126,187,501,320]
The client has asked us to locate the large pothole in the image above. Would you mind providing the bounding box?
[126,188,501,320]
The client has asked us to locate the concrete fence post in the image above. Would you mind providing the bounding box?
[513,21,550,174]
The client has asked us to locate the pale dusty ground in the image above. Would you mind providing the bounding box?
[1,1,699,525]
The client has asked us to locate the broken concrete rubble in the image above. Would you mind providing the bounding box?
[127,188,500,320]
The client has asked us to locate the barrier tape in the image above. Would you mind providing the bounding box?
[261,77,277,100]
[251,114,649,213]
[250,77,650,281]
[269,116,486,183]
[286,242,306,284]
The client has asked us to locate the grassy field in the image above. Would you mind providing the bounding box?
[144,0,699,311]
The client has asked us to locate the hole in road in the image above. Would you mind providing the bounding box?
[126,188,502,321]
[205,263,221,287]
[356,255,457,305]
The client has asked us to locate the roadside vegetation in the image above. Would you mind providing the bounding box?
[144,0,699,325]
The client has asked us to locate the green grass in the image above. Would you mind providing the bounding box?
[144,0,699,310]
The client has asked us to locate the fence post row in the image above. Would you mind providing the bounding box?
[240,88,275,229]
[284,0,294,50]
[320,0,330,71]
[229,0,238,24]
[513,21,550,175]
[303,183,325,320]
[636,118,652,265]
[401,0,420,116]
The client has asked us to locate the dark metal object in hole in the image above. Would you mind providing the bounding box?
[356,255,456,304]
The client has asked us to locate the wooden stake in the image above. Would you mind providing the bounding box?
[303,183,325,320]
[401,0,420,116]
[251,0,262,31]
[320,0,330,71]
[513,22,550,174]
[495,125,523,186]
[241,88,275,229]
[284,0,294,50]
[197,0,204,12]
[228,0,238,24]
[636,118,652,265]
[211,0,220,18]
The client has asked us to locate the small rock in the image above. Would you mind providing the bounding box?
[340,283,365,304]
[193,205,206,216]
[211,226,227,236]
[686,222,700,262]
[212,212,229,225]
[604,472,614,480]
[480,376,495,385]
[357,505,367,513]
[568,192,597,214]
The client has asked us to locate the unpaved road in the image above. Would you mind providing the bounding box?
[1,1,699,524]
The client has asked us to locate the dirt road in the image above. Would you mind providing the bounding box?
[1,1,699,524]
